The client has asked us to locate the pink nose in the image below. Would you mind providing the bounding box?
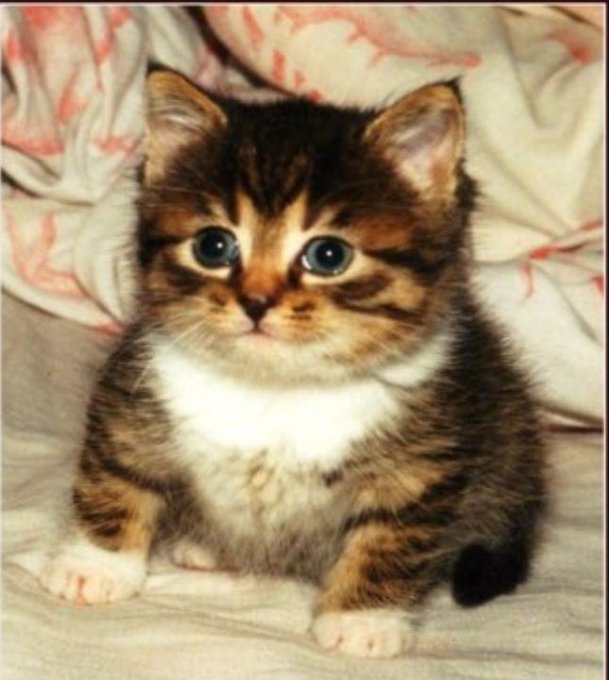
[238,294,275,322]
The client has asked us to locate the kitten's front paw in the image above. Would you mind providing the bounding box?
[170,539,218,571]
[41,537,146,605]
[311,609,414,658]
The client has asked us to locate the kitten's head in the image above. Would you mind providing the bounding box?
[137,69,475,384]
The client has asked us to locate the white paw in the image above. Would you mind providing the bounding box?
[311,609,415,658]
[170,539,218,571]
[40,536,147,605]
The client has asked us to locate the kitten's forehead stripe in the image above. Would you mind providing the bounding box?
[302,204,355,232]
[330,207,355,230]
[236,141,311,218]
[281,192,310,235]
[221,187,239,225]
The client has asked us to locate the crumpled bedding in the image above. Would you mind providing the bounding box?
[1,5,604,679]
[2,292,603,679]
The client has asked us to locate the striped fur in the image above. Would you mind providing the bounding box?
[41,71,546,658]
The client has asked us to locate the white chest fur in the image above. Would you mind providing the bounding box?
[148,333,449,564]
[150,337,401,470]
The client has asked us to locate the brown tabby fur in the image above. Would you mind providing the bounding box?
[69,69,546,617]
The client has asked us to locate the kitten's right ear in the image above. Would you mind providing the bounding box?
[144,70,227,182]
[363,82,464,197]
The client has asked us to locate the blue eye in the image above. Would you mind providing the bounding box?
[193,227,239,268]
[301,237,354,277]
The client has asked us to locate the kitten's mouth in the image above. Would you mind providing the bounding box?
[247,327,270,338]
[240,323,281,341]
[227,318,292,343]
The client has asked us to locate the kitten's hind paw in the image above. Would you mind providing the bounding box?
[41,537,146,605]
[311,609,415,658]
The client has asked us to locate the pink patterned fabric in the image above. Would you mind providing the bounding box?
[1,5,603,424]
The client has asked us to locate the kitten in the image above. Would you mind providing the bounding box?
[41,69,546,658]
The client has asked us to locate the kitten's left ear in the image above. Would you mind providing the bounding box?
[144,69,227,182]
[364,82,465,196]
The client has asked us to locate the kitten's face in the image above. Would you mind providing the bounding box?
[138,71,474,384]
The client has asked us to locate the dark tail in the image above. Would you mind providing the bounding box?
[451,536,530,608]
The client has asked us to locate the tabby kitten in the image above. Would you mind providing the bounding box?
[41,69,546,658]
